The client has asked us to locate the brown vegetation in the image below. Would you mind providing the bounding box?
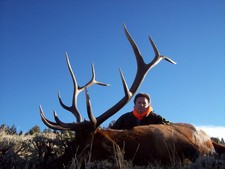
[0,125,225,169]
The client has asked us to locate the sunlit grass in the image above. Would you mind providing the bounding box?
[1,128,224,169]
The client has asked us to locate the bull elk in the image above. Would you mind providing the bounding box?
[40,25,225,168]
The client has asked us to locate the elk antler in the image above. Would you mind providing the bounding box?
[58,53,109,123]
[95,24,176,127]
[40,24,176,131]
[40,53,109,130]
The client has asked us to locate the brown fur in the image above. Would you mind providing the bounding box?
[211,140,225,155]
[53,123,224,167]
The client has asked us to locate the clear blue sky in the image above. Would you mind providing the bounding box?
[0,1,225,136]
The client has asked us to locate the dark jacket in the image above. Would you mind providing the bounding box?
[111,111,171,130]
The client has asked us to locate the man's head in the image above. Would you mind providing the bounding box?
[134,93,151,104]
[133,93,151,114]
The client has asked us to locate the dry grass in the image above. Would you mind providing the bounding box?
[67,155,225,169]
[1,129,224,169]
[0,129,65,168]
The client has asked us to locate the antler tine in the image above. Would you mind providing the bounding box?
[148,36,176,65]
[123,24,145,70]
[119,68,132,99]
[58,53,82,122]
[148,36,160,58]
[85,87,97,127]
[79,63,110,91]
[53,111,82,130]
[39,106,70,130]
[148,36,177,68]
[95,24,176,127]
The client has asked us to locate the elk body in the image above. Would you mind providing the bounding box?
[40,25,225,167]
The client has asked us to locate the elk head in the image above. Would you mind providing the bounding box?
[39,24,176,135]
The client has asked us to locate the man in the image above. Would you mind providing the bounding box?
[111,93,171,129]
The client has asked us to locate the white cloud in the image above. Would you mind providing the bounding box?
[197,125,225,140]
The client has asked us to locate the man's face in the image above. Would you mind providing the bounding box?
[134,97,150,114]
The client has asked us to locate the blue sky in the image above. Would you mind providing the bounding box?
[0,0,225,138]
